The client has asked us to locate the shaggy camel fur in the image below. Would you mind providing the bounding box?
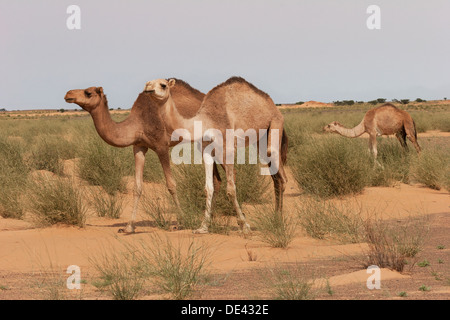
[64,79,208,233]
[323,103,421,158]
[144,77,288,234]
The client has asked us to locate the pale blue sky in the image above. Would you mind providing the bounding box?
[0,0,449,110]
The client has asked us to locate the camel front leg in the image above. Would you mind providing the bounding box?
[224,164,251,236]
[119,145,147,234]
[193,152,215,234]
[157,150,181,211]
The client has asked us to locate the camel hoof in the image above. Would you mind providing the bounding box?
[193,228,209,234]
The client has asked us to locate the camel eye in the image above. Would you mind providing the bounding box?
[85,90,92,98]
[160,83,167,89]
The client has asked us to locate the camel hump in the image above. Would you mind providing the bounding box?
[208,76,272,100]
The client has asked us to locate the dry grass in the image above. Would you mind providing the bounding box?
[89,235,210,300]
[88,189,124,219]
[296,198,364,243]
[362,216,429,272]
[27,174,86,227]
[251,205,297,248]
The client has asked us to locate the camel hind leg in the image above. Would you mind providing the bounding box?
[404,121,421,154]
[270,165,287,212]
[395,127,408,151]
[266,120,287,212]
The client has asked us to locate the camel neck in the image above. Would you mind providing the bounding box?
[336,121,365,138]
[89,99,137,147]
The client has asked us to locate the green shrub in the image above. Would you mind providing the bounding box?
[411,148,448,190]
[78,135,133,194]
[27,175,86,227]
[296,198,364,243]
[370,138,412,186]
[0,135,30,218]
[89,189,124,219]
[137,235,210,300]
[28,135,65,175]
[290,136,372,198]
[90,248,145,300]
[362,216,428,272]
[266,264,316,300]
[251,205,297,248]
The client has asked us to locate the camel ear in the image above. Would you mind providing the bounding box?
[168,79,176,88]
[96,87,104,96]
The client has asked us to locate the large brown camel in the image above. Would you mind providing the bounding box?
[143,77,288,234]
[64,79,210,233]
[323,103,421,159]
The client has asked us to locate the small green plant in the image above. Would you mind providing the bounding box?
[326,280,334,296]
[418,285,431,292]
[251,205,297,248]
[437,245,445,250]
[438,259,444,264]
[139,235,210,300]
[431,272,442,281]
[266,264,316,300]
[398,291,408,297]
[90,249,145,300]
[418,259,430,267]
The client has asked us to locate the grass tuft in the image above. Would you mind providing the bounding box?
[251,205,297,248]
[27,175,86,227]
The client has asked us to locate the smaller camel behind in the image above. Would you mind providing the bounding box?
[323,103,421,159]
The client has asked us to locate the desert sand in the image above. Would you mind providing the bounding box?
[0,160,448,300]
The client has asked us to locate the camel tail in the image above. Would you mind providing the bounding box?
[413,119,418,141]
[281,128,288,165]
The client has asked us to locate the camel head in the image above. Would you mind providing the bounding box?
[143,78,175,101]
[323,121,341,133]
[64,87,104,112]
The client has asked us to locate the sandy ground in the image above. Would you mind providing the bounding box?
[0,160,449,300]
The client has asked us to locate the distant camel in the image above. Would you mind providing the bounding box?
[65,79,211,233]
[323,103,421,159]
[144,77,288,234]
